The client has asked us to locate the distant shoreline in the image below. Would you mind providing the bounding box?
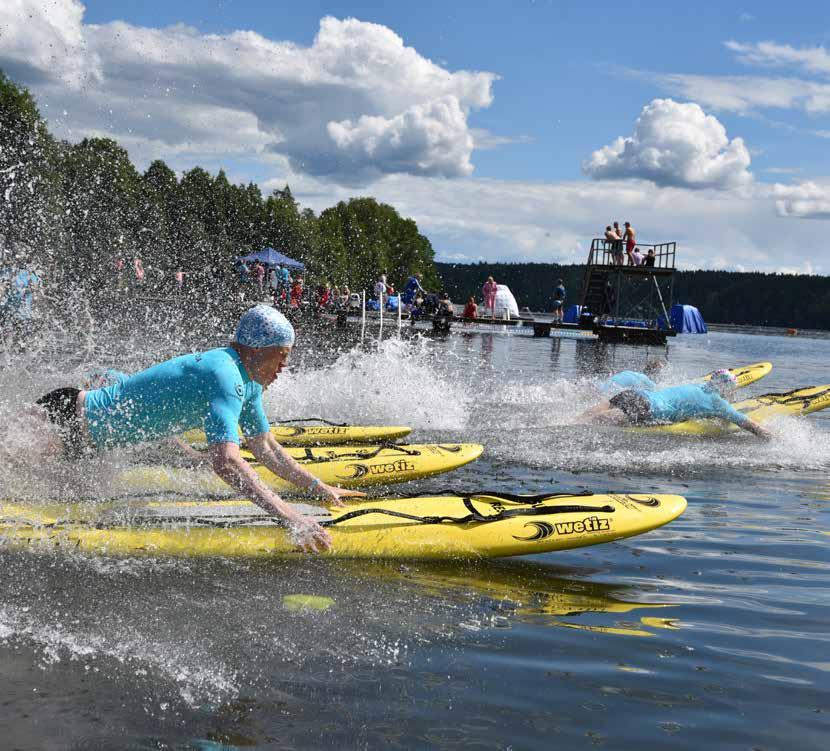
[435,261,830,331]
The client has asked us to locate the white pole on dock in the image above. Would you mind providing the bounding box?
[378,290,384,341]
[397,295,402,337]
[361,290,366,344]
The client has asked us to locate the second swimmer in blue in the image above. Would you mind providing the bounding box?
[584,369,770,437]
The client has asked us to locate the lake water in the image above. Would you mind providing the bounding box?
[0,317,828,750]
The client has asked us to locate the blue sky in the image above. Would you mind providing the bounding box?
[2,1,830,272]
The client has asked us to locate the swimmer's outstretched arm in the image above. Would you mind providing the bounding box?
[577,402,628,425]
[168,436,211,465]
[734,416,771,439]
[208,441,332,554]
[246,432,366,507]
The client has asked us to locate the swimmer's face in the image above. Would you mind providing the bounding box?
[250,346,291,387]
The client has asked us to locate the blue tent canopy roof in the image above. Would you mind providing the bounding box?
[238,248,305,269]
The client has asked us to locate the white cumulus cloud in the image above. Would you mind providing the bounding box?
[0,3,497,184]
[327,96,474,179]
[771,181,830,219]
[582,99,753,189]
[0,0,98,87]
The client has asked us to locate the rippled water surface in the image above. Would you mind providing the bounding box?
[1,317,828,750]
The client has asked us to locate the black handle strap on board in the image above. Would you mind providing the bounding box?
[386,489,596,505]
[270,417,350,427]
[242,442,421,466]
[321,496,615,528]
[292,442,422,463]
[752,385,830,408]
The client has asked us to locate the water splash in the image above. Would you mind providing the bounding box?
[267,336,471,431]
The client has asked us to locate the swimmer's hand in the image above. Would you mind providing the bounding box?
[320,483,366,508]
[284,513,332,554]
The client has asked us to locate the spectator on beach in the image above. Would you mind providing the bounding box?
[290,277,304,308]
[236,260,251,285]
[402,273,426,310]
[253,262,266,292]
[0,261,41,335]
[644,249,656,267]
[623,222,636,265]
[174,270,184,292]
[374,273,388,306]
[482,276,498,317]
[552,278,566,322]
[462,296,478,319]
[279,264,291,291]
[133,258,145,286]
[437,291,454,317]
[605,225,623,265]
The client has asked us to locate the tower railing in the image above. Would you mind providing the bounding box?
[588,239,676,270]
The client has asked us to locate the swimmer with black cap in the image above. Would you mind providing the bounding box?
[32,304,364,553]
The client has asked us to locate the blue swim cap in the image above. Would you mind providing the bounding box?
[234,305,295,348]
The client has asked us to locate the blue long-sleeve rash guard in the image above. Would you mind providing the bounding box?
[84,347,270,449]
[637,383,751,428]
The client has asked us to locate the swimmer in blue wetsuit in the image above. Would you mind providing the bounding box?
[31,305,364,553]
[584,369,770,438]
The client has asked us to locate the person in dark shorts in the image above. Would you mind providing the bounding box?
[608,389,652,424]
[35,387,84,458]
[552,279,566,322]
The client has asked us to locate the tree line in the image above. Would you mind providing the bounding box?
[436,262,830,329]
[0,70,440,300]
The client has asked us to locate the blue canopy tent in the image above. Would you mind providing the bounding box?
[238,248,305,270]
[658,304,707,333]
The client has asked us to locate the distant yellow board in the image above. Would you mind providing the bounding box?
[706,361,772,389]
[121,443,484,493]
[0,492,687,560]
[639,384,830,436]
[182,423,412,447]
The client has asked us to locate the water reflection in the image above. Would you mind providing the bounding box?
[346,559,678,638]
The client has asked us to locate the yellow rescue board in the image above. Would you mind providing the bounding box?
[639,384,830,436]
[182,423,412,447]
[0,492,687,560]
[705,362,772,389]
[120,443,484,494]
